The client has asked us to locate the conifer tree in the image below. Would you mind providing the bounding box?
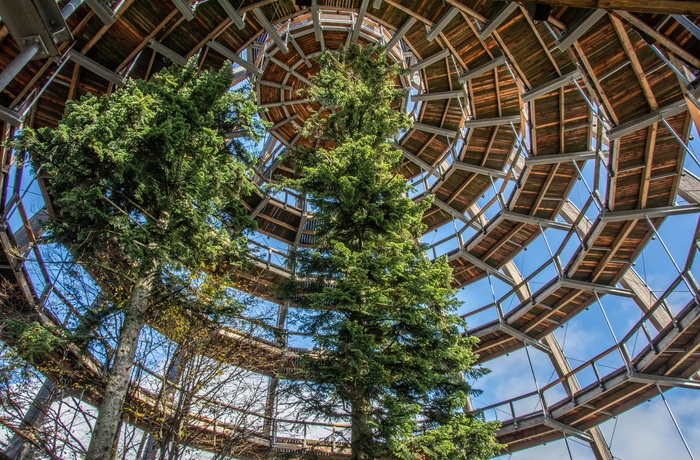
[284,44,502,459]
[14,61,264,460]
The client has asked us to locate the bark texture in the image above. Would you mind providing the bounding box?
[351,398,373,460]
[85,272,153,460]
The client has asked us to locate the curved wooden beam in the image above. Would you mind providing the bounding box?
[518,0,700,15]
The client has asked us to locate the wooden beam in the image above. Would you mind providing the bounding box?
[526,150,597,165]
[185,16,234,60]
[590,219,637,283]
[84,0,115,24]
[68,50,125,86]
[207,41,262,77]
[638,123,657,208]
[259,98,311,109]
[80,0,138,53]
[679,172,700,206]
[407,48,451,72]
[481,222,525,262]
[609,15,658,111]
[458,55,506,84]
[68,62,81,101]
[386,17,416,51]
[608,99,686,140]
[522,69,580,103]
[268,113,299,131]
[686,94,700,133]
[116,9,179,72]
[384,0,433,28]
[572,41,618,124]
[217,0,246,29]
[559,201,674,331]
[171,0,195,21]
[459,249,515,285]
[411,89,464,102]
[615,11,700,70]
[620,269,673,331]
[518,1,700,15]
[412,122,458,138]
[521,5,562,76]
[556,9,607,51]
[491,31,531,90]
[289,35,311,67]
[148,40,187,66]
[463,115,520,128]
[480,2,518,40]
[443,0,487,23]
[427,7,459,42]
[351,0,369,43]
[452,161,508,178]
[311,0,324,50]
[252,9,288,54]
[266,56,312,86]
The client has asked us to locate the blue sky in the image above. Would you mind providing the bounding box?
[474,127,700,459]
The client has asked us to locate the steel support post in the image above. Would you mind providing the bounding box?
[656,384,696,460]
[0,42,41,94]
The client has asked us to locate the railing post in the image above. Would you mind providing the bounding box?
[331,426,336,453]
[620,343,635,372]
[641,322,657,354]
[303,423,307,450]
[592,362,604,391]
[270,418,277,448]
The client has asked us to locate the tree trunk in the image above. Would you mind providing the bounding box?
[351,397,373,460]
[86,271,154,460]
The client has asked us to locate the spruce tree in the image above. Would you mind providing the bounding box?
[284,44,502,459]
[14,61,264,459]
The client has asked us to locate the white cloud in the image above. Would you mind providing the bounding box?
[605,389,700,460]
[489,388,700,460]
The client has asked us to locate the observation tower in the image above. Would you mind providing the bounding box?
[1,0,700,458]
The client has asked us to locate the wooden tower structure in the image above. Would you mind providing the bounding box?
[1,0,700,458]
